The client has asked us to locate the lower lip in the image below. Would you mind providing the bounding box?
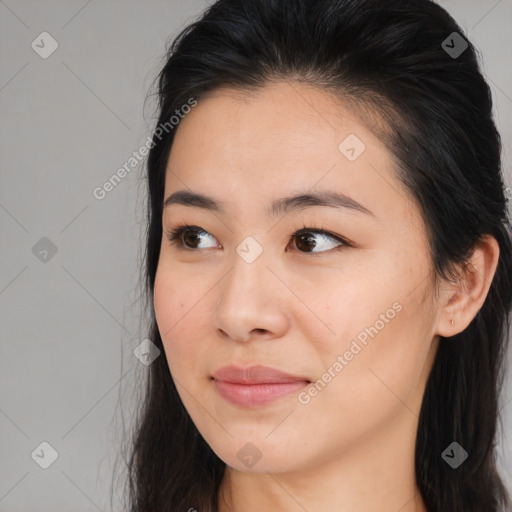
[213,379,309,407]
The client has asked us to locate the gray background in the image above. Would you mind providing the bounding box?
[1,1,511,510]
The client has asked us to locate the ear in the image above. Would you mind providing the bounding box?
[435,235,500,337]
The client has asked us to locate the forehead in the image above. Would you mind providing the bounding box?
[164,81,413,224]
[169,81,362,164]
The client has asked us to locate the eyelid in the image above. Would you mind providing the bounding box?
[165,224,353,252]
[292,226,352,247]
[166,224,219,250]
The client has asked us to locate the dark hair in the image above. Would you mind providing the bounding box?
[120,0,512,510]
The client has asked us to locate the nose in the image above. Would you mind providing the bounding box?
[212,249,289,344]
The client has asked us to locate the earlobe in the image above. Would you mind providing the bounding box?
[437,294,461,337]
[436,235,500,338]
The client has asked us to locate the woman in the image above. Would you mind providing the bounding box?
[122,0,512,510]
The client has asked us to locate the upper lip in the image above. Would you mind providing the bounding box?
[212,365,310,384]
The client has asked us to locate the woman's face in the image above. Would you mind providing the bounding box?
[153,81,441,474]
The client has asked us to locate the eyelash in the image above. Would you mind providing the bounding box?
[165,223,352,254]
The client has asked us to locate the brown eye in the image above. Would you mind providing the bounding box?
[181,229,202,248]
[291,228,347,254]
[167,224,349,254]
[166,225,219,250]
[294,233,317,252]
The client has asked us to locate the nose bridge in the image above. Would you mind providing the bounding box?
[213,234,288,342]
[223,234,270,299]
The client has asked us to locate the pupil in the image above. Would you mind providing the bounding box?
[298,233,315,251]
[184,230,200,247]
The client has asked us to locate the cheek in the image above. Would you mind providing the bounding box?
[314,287,432,426]
[153,265,188,361]
[309,258,432,398]
[153,265,210,380]
[153,268,182,337]
[153,256,203,333]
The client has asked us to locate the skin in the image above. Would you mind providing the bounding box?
[153,80,500,512]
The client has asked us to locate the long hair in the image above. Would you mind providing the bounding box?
[121,1,512,510]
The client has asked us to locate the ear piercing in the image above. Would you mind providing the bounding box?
[450,319,454,325]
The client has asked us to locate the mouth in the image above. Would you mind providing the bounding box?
[211,365,311,408]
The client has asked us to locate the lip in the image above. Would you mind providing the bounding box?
[213,364,310,384]
[212,365,310,407]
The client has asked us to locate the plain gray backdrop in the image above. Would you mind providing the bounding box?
[1,0,511,510]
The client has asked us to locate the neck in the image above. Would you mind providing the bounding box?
[217,409,427,512]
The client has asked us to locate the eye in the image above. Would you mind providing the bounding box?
[289,227,348,253]
[166,225,219,250]
[165,224,350,253]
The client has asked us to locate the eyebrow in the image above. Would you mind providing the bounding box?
[163,189,375,218]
